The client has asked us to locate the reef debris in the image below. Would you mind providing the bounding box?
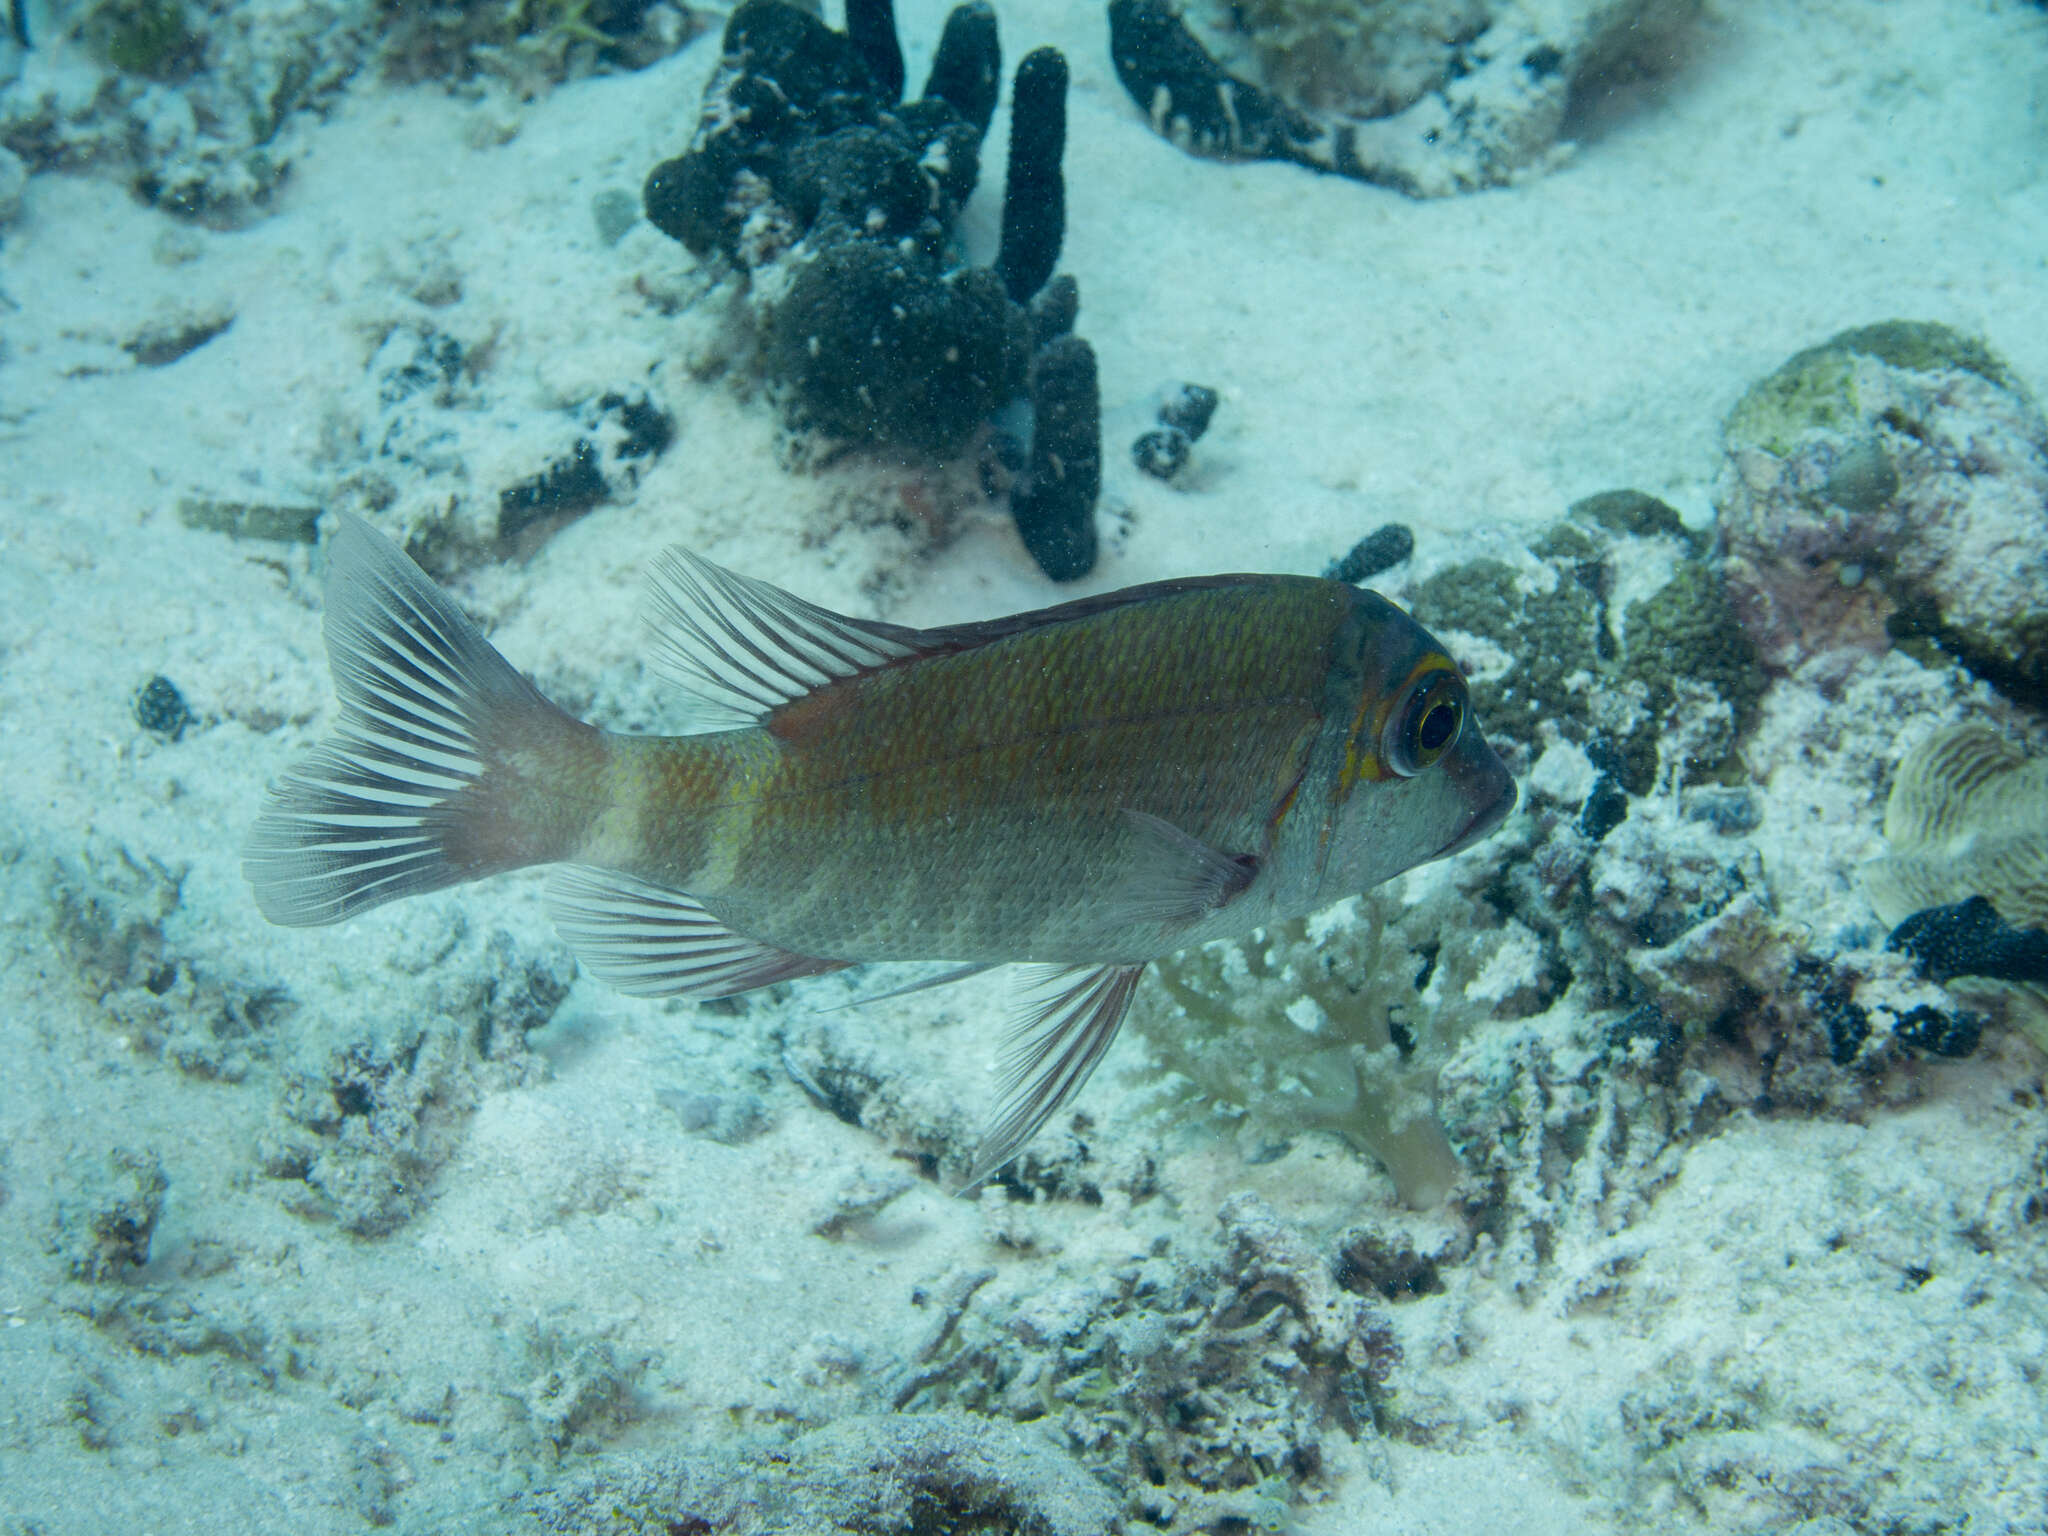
[642,0,1103,578]
[54,1147,168,1282]
[0,0,699,225]
[898,1194,1397,1530]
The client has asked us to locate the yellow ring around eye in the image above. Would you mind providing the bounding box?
[1381,663,1466,777]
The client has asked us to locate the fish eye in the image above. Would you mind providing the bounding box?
[1383,669,1466,777]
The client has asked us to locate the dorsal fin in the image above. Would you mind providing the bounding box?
[643,549,927,731]
[644,551,1316,733]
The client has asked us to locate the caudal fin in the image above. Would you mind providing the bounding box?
[246,514,594,927]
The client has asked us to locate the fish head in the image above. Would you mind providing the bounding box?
[1311,589,1516,898]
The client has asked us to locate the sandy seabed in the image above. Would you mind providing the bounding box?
[3,0,2048,1531]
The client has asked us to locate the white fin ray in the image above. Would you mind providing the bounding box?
[961,963,1147,1192]
[644,548,924,731]
[245,513,566,927]
[815,963,1000,1012]
[546,866,847,999]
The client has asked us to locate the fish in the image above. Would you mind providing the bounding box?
[246,514,1516,1185]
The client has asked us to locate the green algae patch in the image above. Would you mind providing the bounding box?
[86,0,200,80]
[1726,320,2021,459]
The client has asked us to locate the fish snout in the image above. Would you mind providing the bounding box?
[1438,731,1516,857]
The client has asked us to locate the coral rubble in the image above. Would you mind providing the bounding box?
[1109,0,1700,196]
[898,1195,1396,1530]
[0,0,701,224]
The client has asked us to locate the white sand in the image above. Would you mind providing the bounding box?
[3,0,2046,1530]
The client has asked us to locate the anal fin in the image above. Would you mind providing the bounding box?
[817,962,1000,1012]
[962,962,1147,1192]
[546,867,848,1000]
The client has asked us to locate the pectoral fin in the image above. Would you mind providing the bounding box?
[961,963,1147,1191]
[1105,809,1258,929]
[546,867,848,999]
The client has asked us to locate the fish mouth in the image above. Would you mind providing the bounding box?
[1436,738,1517,858]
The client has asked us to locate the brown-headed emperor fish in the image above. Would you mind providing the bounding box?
[247,515,1515,1186]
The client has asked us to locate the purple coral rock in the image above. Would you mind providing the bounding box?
[1715,321,2048,703]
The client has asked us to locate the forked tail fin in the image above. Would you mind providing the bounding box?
[245,514,598,927]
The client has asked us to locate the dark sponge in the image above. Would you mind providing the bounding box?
[1888,894,2048,986]
[925,0,1002,136]
[768,241,1030,457]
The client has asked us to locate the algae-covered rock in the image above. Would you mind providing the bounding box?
[1409,493,1760,795]
[1717,321,2048,706]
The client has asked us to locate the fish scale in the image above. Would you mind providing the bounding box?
[688,585,1336,960]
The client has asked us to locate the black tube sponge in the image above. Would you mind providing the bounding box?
[845,0,905,102]
[925,0,1002,137]
[1012,335,1100,581]
[768,240,1029,457]
[995,47,1067,304]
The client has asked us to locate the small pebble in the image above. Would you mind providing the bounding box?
[134,675,194,740]
[1682,786,1761,835]
[1132,427,1190,480]
[1158,383,1218,441]
[591,188,640,247]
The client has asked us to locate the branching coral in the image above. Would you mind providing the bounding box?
[1128,872,1551,1208]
